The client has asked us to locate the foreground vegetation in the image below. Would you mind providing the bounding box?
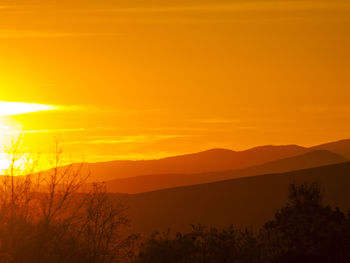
[135,182,350,263]
[0,140,349,262]
[0,140,138,263]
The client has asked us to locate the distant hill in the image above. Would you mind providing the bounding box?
[43,138,350,184]
[311,139,350,159]
[105,150,348,193]
[79,145,307,181]
[120,162,350,234]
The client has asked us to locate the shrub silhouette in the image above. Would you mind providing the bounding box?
[0,139,349,263]
[262,182,350,263]
[135,225,263,263]
[136,182,350,263]
[0,139,137,263]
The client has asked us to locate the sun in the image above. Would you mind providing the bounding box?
[0,101,57,116]
[0,101,58,172]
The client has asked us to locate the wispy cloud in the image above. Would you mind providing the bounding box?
[65,134,192,145]
[0,102,57,116]
[0,5,13,9]
[0,102,159,118]
[57,105,86,111]
[56,105,161,116]
[193,119,241,124]
[0,30,115,39]
[91,1,350,14]
[86,152,181,161]
[236,126,259,130]
[297,105,350,114]
[24,128,86,134]
[0,128,86,135]
[0,101,101,116]
[5,1,349,16]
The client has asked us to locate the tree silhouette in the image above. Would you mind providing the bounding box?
[262,182,350,263]
[136,182,350,263]
[135,225,263,263]
[0,139,137,263]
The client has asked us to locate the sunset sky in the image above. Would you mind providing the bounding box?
[0,0,350,167]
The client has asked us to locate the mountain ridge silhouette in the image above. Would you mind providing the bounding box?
[41,138,350,183]
[104,150,347,193]
[119,161,350,234]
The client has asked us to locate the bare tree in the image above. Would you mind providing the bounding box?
[79,183,138,263]
[38,139,87,226]
[0,138,138,263]
[0,136,41,263]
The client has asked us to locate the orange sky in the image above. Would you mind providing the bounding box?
[0,0,350,165]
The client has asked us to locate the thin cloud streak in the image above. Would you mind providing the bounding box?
[0,30,118,39]
[65,134,193,145]
[5,1,349,15]
[193,119,242,124]
[297,105,350,114]
[92,1,350,14]
[0,101,57,116]
[56,105,161,116]
[0,128,86,135]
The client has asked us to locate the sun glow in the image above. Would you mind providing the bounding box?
[0,101,58,173]
[0,102,57,116]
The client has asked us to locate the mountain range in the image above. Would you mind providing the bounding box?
[65,139,350,186]
[40,138,350,234]
[105,150,346,193]
[121,161,350,234]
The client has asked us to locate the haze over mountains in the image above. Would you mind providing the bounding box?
[42,138,350,235]
[105,150,347,193]
[38,138,350,197]
[310,139,350,159]
[81,144,307,182]
[66,139,349,184]
[121,162,350,234]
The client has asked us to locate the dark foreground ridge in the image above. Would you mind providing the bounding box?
[135,182,350,263]
[123,162,350,234]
